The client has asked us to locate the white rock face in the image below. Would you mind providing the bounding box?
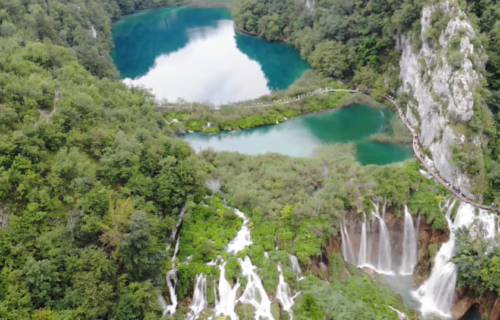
[399,0,484,198]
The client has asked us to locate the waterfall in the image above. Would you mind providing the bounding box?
[289,255,302,277]
[239,256,274,320]
[400,206,417,275]
[358,214,368,266]
[215,263,240,320]
[341,223,357,265]
[376,211,393,274]
[187,274,208,320]
[413,202,499,318]
[388,306,408,320]
[172,236,180,262]
[276,264,297,319]
[164,269,178,316]
[226,208,252,254]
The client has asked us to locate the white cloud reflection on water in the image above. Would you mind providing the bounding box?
[123,21,270,105]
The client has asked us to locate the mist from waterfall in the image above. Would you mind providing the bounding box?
[412,202,499,318]
[400,206,417,275]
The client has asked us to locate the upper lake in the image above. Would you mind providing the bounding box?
[111,6,310,104]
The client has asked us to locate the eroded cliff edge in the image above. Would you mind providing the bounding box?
[398,0,490,200]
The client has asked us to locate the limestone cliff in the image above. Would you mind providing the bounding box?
[398,0,487,199]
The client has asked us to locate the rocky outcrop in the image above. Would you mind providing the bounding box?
[398,0,486,199]
[452,288,500,320]
[412,215,449,287]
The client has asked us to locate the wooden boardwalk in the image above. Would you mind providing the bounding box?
[381,94,498,212]
[260,87,497,212]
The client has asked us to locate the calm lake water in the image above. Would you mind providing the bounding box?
[111,6,310,104]
[181,104,414,165]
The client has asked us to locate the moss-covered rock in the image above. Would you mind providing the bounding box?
[271,301,281,320]
[235,303,254,320]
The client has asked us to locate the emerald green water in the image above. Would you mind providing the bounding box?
[182,104,414,165]
[111,6,310,104]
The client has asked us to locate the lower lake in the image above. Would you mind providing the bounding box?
[181,104,414,165]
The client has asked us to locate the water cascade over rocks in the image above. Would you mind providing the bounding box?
[276,264,299,319]
[215,263,240,320]
[289,255,303,279]
[342,201,402,275]
[169,198,300,319]
[187,274,208,320]
[400,206,417,275]
[239,256,274,319]
[226,208,252,254]
[413,202,499,318]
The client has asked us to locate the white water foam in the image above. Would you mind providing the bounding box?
[413,202,499,318]
[239,256,274,320]
[187,274,208,320]
[400,206,417,275]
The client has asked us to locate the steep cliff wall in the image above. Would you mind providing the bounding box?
[398,0,487,199]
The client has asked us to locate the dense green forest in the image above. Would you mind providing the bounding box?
[1,0,498,318]
[232,0,423,95]
[0,0,203,318]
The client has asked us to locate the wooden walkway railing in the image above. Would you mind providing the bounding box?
[260,87,498,212]
[381,94,498,212]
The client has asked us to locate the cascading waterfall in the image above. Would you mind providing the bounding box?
[239,256,274,320]
[341,222,357,265]
[215,263,240,320]
[276,264,298,319]
[187,274,208,320]
[159,204,188,316]
[375,210,393,274]
[358,213,368,266]
[388,306,408,320]
[400,206,417,275]
[226,208,252,254]
[289,255,302,278]
[164,269,178,315]
[413,202,499,318]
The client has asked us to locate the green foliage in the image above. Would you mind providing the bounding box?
[293,276,412,320]
[328,253,345,280]
[232,0,422,84]
[0,0,209,317]
[453,228,500,295]
[157,74,354,133]
[408,190,446,229]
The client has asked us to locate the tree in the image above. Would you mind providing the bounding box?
[119,212,165,281]
[309,41,351,79]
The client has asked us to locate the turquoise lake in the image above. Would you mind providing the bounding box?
[111,6,310,104]
[181,104,414,166]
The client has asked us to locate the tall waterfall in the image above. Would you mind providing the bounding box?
[164,269,178,316]
[187,274,208,320]
[413,202,499,317]
[289,255,303,278]
[239,256,274,319]
[215,263,240,320]
[341,223,357,265]
[400,206,417,275]
[375,210,393,274]
[357,214,368,266]
[276,264,297,319]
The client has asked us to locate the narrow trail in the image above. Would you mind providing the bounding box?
[381,94,499,212]
[251,87,497,211]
